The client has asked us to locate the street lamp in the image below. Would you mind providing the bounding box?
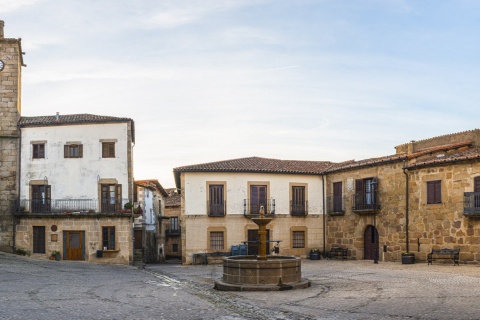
[371,181,378,264]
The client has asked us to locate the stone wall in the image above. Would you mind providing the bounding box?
[0,21,22,252]
[15,215,132,265]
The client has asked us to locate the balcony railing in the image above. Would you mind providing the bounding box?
[15,198,131,214]
[290,200,308,216]
[207,200,226,217]
[165,224,181,236]
[464,192,480,216]
[327,195,346,216]
[243,199,275,216]
[351,194,380,214]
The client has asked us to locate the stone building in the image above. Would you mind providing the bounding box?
[164,188,181,259]
[325,129,480,263]
[15,113,135,264]
[134,179,167,263]
[173,157,331,264]
[0,20,25,252]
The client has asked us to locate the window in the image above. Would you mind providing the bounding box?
[333,182,343,212]
[354,178,377,210]
[209,231,224,250]
[31,185,51,213]
[102,226,115,250]
[170,217,179,232]
[101,184,122,212]
[292,231,305,248]
[102,142,115,158]
[427,180,442,204]
[172,243,178,252]
[208,184,225,216]
[64,144,83,158]
[250,185,267,214]
[33,226,46,254]
[291,186,306,215]
[33,143,45,159]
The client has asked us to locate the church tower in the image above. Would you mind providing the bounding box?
[0,20,25,252]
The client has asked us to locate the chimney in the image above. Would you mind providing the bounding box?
[0,20,4,39]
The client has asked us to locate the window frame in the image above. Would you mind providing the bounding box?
[207,182,226,216]
[427,180,442,204]
[290,183,307,216]
[64,144,83,158]
[32,143,45,159]
[102,142,115,158]
[102,226,116,250]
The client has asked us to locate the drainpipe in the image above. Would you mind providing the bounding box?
[13,124,22,252]
[322,174,326,257]
[402,160,409,253]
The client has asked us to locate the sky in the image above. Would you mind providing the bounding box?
[2,0,480,188]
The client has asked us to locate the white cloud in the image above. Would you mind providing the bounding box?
[0,0,43,14]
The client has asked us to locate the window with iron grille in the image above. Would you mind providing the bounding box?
[64,144,83,158]
[102,142,115,158]
[209,231,224,250]
[427,180,442,204]
[33,143,45,159]
[292,231,305,248]
[172,243,178,252]
[102,226,115,250]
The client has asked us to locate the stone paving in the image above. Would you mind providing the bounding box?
[2,252,480,319]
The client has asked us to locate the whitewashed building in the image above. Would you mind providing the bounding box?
[15,113,135,265]
[173,157,332,264]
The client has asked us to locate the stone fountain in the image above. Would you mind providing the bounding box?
[214,206,310,291]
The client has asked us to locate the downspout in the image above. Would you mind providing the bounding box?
[322,174,326,257]
[402,160,409,253]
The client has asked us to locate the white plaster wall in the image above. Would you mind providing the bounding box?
[144,188,155,230]
[20,123,130,200]
[183,172,324,215]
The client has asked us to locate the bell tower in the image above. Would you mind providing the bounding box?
[0,20,25,252]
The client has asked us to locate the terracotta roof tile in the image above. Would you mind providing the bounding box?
[19,113,133,126]
[407,147,480,168]
[164,188,181,207]
[325,154,407,173]
[174,156,333,175]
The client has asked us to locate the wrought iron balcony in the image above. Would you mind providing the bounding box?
[165,224,181,236]
[14,198,131,215]
[290,200,308,216]
[464,192,480,216]
[207,200,226,217]
[351,194,380,214]
[327,195,346,216]
[243,199,275,216]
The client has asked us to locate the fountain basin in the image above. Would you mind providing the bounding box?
[214,255,310,291]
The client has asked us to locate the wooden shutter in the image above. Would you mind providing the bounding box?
[64,145,69,158]
[355,179,364,208]
[79,144,83,158]
[427,180,441,204]
[475,177,480,193]
[115,184,122,211]
[333,182,342,211]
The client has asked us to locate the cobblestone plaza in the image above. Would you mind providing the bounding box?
[1,253,480,319]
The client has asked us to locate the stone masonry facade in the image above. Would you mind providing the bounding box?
[0,20,23,252]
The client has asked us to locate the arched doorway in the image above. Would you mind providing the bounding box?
[364,225,378,260]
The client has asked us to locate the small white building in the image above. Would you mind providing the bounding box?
[15,113,135,264]
[173,157,331,264]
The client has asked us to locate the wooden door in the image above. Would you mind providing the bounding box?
[247,229,270,255]
[66,231,83,260]
[134,229,143,250]
[364,225,378,260]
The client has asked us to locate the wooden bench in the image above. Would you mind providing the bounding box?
[427,248,459,265]
[326,247,348,260]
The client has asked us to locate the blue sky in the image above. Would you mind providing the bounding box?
[2,0,480,187]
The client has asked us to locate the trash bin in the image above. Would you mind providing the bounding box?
[96,250,103,258]
[231,245,239,256]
